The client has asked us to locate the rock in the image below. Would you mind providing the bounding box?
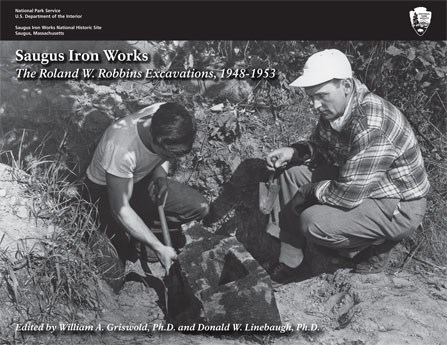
[179,79,253,103]
[204,79,253,103]
[210,103,225,112]
[15,205,28,219]
[173,224,281,327]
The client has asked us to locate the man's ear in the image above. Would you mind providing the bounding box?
[342,78,354,95]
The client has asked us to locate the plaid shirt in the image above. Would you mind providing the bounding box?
[307,78,430,209]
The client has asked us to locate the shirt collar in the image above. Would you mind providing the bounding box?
[329,92,354,132]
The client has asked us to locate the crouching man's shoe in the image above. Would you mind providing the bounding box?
[269,260,309,288]
[353,240,398,274]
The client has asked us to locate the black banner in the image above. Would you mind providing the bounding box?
[1,1,446,40]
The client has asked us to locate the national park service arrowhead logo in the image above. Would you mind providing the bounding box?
[409,7,432,36]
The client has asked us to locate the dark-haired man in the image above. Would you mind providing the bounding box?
[266,49,430,286]
[84,102,209,282]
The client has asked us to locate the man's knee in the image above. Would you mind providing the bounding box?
[176,194,210,222]
[164,180,209,222]
[190,198,210,220]
[299,206,348,248]
[299,207,318,239]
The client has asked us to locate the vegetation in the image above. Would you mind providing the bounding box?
[0,40,446,343]
[164,40,447,268]
[0,155,105,344]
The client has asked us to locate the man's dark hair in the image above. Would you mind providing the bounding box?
[332,78,354,88]
[150,102,197,157]
[331,79,344,87]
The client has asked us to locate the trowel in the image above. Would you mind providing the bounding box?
[265,195,281,239]
[259,171,281,215]
[259,159,282,239]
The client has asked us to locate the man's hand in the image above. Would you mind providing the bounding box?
[291,182,319,211]
[106,173,174,272]
[266,147,295,171]
[148,176,168,205]
[155,244,178,274]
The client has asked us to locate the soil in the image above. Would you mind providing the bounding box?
[0,164,57,259]
[1,44,446,344]
[1,163,446,345]
[274,269,447,345]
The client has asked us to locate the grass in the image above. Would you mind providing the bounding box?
[401,84,447,269]
[0,150,109,344]
[0,43,446,343]
[405,176,447,269]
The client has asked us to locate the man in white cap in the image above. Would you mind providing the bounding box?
[266,49,430,285]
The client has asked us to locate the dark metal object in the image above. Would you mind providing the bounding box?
[259,172,281,215]
[157,195,187,321]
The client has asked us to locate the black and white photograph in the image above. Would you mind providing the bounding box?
[1,1,446,345]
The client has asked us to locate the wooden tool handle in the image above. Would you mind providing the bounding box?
[158,204,172,247]
[156,192,172,247]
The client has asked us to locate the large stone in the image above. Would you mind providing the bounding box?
[172,224,281,328]
[179,79,253,103]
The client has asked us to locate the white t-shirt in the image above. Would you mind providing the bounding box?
[86,103,167,185]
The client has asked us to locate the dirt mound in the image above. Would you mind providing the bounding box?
[2,162,446,345]
[275,269,447,345]
[0,163,58,259]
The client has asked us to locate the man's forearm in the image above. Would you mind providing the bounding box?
[112,204,164,252]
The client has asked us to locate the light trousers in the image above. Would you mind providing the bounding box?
[276,165,426,258]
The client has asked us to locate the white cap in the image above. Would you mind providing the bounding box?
[290,49,352,88]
